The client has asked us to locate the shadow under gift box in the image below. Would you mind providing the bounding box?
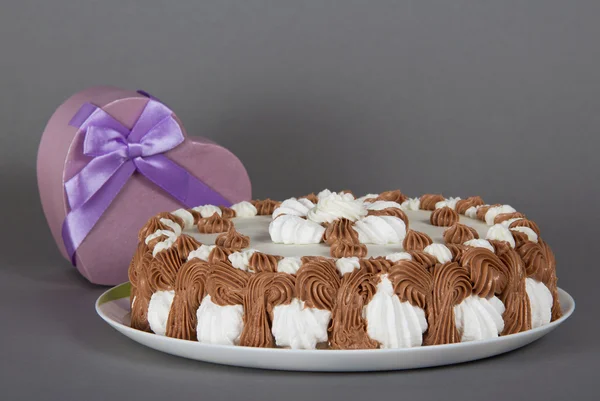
[37,86,251,285]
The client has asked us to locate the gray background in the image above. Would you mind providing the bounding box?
[0,1,598,400]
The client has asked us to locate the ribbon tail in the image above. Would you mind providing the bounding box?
[134,155,232,208]
[62,161,136,264]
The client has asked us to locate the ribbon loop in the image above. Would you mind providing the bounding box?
[62,97,232,265]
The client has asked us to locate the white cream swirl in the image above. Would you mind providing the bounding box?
[526,278,552,328]
[271,298,331,349]
[352,215,406,245]
[435,197,461,210]
[400,197,420,211]
[269,215,325,244]
[145,229,178,257]
[307,192,367,223]
[454,295,505,342]
[147,290,175,336]
[272,198,315,219]
[335,257,360,276]
[463,239,495,252]
[364,275,428,348]
[230,201,257,218]
[187,244,216,261]
[227,249,258,271]
[170,209,195,230]
[193,204,222,218]
[510,226,538,243]
[486,224,516,248]
[196,295,244,345]
[424,243,453,263]
[484,204,517,225]
[277,257,303,274]
[465,205,481,219]
[366,201,403,211]
[385,252,413,263]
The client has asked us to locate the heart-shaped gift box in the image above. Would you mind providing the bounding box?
[37,86,251,285]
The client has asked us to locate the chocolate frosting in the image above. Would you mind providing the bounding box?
[494,212,525,224]
[495,246,532,335]
[516,241,547,282]
[388,260,433,309]
[197,214,233,234]
[240,272,295,348]
[252,199,281,215]
[359,257,392,274]
[215,226,250,250]
[373,190,408,204]
[509,219,541,236]
[248,252,282,273]
[295,259,341,311]
[173,234,202,260]
[430,206,459,227]
[207,246,234,264]
[368,208,409,228]
[511,230,531,248]
[424,262,472,345]
[165,259,211,340]
[145,233,170,251]
[446,244,467,263]
[460,247,509,297]
[206,261,251,306]
[138,213,182,241]
[330,268,379,349]
[408,251,438,270]
[419,194,445,210]
[455,196,485,215]
[443,223,478,244]
[403,230,433,251]
[187,209,202,224]
[148,247,184,292]
[329,241,368,258]
[219,206,236,219]
[129,242,153,332]
[539,239,562,321]
[323,218,360,245]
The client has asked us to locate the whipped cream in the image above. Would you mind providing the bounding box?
[147,290,175,336]
[454,295,505,342]
[196,295,244,345]
[335,257,360,276]
[228,249,258,271]
[366,201,403,211]
[187,244,216,261]
[463,238,495,252]
[269,215,325,244]
[277,257,303,274]
[364,275,428,348]
[424,243,453,263]
[271,298,331,349]
[435,197,461,210]
[484,204,517,225]
[500,217,523,228]
[352,215,406,245]
[465,205,481,219]
[526,278,553,328]
[385,252,412,263]
[193,204,222,218]
[272,198,315,219]
[357,193,379,202]
[510,226,538,243]
[231,201,257,218]
[486,224,516,248]
[171,209,195,230]
[400,197,420,211]
[146,229,178,257]
[307,192,367,223]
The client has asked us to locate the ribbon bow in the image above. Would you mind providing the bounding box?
[62,98,231,264]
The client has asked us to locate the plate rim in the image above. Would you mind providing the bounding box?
[96,282,575,356]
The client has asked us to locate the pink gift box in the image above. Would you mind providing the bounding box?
[37,86,251,285]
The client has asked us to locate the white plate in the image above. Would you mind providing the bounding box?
[96,283,574,372]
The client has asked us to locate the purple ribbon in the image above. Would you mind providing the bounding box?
[62,98,231,264]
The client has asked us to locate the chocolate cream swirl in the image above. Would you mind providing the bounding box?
[173,234,202,260]
[240,272,295,348]
[295,259,341,311]
[165,259,211,340]
[494,212,525,224]
[459,247,509,298]
[215,226,250,250]
[424,262,472,345]
[455,196,485,215]
[129,242,153,332]
[252,199,281,215]
[359,257,392,274]
[403,230,433,251]
[430,206,459,227]
[443,223,478,244]
[420,194,445,210]
[197,214,233,234]
[248,252,282,273]
[408,251,438,270]
[367,208,409,228]
[323,218,368,258]
[330,268,379,349]
[148,247,184,292]
[388,260,433,309]
[371,190,408,204]
[510,219,541,236]
[539,239,562,321]
[205,261,251,306]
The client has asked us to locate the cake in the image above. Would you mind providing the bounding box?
[128,189,561,350]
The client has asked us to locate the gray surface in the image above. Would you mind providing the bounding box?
[0,1,598,400]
